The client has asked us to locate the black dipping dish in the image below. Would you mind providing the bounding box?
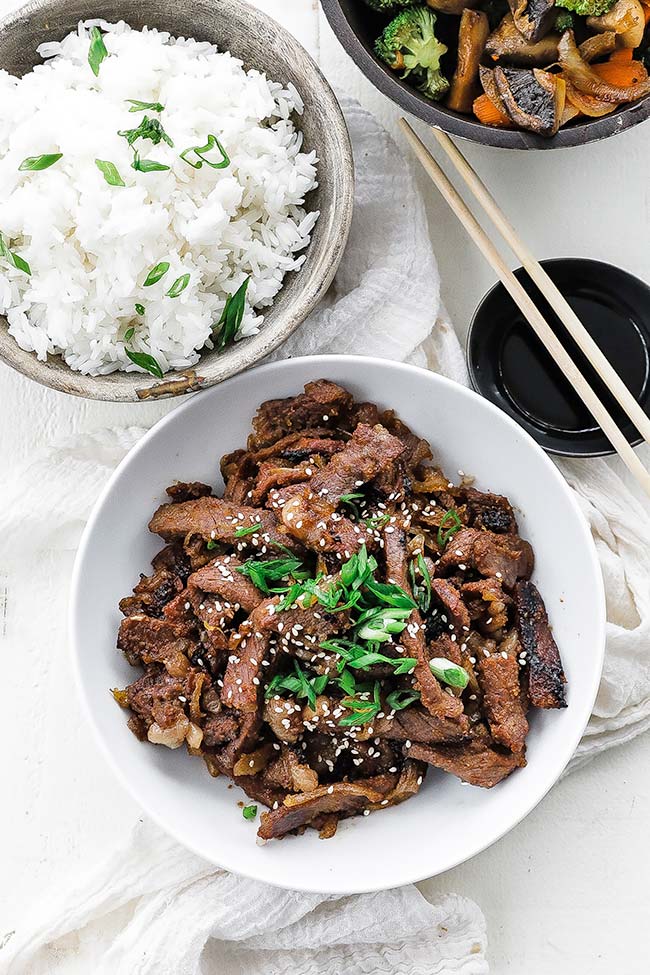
[467,259,650,457]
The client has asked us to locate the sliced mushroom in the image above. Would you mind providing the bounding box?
[507,0,556,41]
[587,0,645,48]
[558,30,650,101]
[447,9,490,112]
[486,14,560,65]
[495,66,566,135]
[578,30,617,63]
[479,65,512,117]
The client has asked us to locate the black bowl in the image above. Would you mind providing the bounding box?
[320,0,650,150]
[467,258,650,456]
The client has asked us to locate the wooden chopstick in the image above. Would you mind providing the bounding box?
[399,118,650,499]
[430,127,650,449]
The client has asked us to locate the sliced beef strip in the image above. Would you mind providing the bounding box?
[279,423,405,556]
[234,772,288,810]
[202,712,240,748]
[251,428,347,463]
[462,487,518,534]
[117,615,194,677]
[377,409,433,483]
[263,696,304,743]
[220,449,256,505]
[372,705,469,745]
[249,380,354,450]
[122,665,206,749]
[383,524,469,733]
[409,730,522,788]
[221,599,345,714]
[258,780,387,840]
[461,578,511,634]
[515,581,566,709]
[438,528,534,590]
[119,565,184,619]
[166,481,213,503]
[188,556,263,614]
[162,592,198,637]
[215,712,263,772]
[249,462,312,506]
[149,498,301,554]
[262,745,319,793]
[477,634,528,755]
[430,578,471,632]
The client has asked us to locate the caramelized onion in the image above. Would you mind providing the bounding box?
[558,30,650,102]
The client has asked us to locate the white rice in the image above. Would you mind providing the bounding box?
[0,21,319,375]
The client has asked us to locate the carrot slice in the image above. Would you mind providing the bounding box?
[473,92,513,127]
[592,59,648,86]
[609,47,634,62]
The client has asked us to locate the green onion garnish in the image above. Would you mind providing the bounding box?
[0,234,30,275]
[264,660,328,710]
[236,555,303,595]
[131,152,170,173]
[234,524,260,538]
[123,324,163,378]
[386,688,421,711]
[88,27,109,77]
[166,273,190,298]
[118,116,174,148]
[126,99,165,113]
[338,681,382,727]
[95,159,125,187]
[242,804,257,820]
[437,509,463,548]
[213,276,250,350]
[18,153,62,172]
[134,303,145,316]
[125,348,164,379]
[429,657,469,689]
[180,134,230,170]
[207,539,218,550]
[409,553,431,613]
[143,262,170,287]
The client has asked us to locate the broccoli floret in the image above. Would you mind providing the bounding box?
[555,0,616,17]
[554,9,575,30]
[361,0,417,12]
[375,6,449,101]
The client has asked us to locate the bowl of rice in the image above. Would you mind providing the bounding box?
[0,0,354,401]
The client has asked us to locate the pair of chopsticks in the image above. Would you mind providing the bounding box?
[399,119,650,500]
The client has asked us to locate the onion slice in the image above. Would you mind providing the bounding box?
[558,30,650,102]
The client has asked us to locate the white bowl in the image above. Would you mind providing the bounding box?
[70,355,606,893]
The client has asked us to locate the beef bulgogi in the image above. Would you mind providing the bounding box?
[113,379,567,841]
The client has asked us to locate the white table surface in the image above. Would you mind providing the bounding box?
[2,1,650,970]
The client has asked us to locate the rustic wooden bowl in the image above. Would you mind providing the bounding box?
[0,0,354,401]
[321,0,650,150]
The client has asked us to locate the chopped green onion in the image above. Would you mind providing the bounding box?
[236,555,303,595]
[429,657,469,689]
[213,276,251,350]
[180,134,230,170]
[338,682,382,727]
[125,348,164,379]
[234,524,261,538]
[143,262,170,287]
[409,553,432,613]
[0,235,31,275]
[264,660,328,710]
[18,153,62,172]
[127,99,165,113]
[363,513,391,530]
[242,804,257,820]
[131,152,170,173]
[118,116,174,148]
[88,27,109,77]
[207,539,218,550]
[166,273,190,298]
[95,159,125,186]
[386,688,421,711]
[437,509,463,548]
[134,303,145,316]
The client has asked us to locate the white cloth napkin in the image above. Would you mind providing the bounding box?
[2,99,649,975]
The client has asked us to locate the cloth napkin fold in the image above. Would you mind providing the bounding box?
[2,98,649,975]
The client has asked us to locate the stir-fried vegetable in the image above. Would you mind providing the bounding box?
[375,6,450,101]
